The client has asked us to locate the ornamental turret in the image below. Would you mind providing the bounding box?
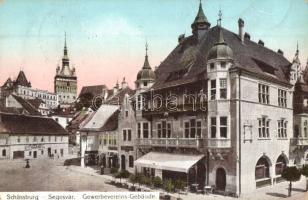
[191,0,211,40]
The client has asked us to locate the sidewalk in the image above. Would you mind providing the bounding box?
[68,165,308,200]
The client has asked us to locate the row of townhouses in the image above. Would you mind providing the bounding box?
[79,2,308,196]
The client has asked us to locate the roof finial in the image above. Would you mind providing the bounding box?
[145,41,148,57]
[217,8,222,26]
[64,32,68,57]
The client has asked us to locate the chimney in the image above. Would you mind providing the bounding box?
[277,49,284,55]
[238,18,244,43]
[178,34,185,44]
[258,40,264,46]
[244,32,250,40]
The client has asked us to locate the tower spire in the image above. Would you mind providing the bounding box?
[191,0,210,38]
[143,42,151,69]
[217,10,225,44]
[64,32,68,57]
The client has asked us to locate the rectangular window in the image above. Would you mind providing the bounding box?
[162,121,166,138]
[278,89,287,107]
[128,129,132,141]
[184,122,190,138]
[123,130,127,141]
[137,123,141,138]
[17,136,20,143]
[157,123,162,138]
[143,123,149,138]
[125,110,129,117]
[167,123,171,138]
[220,78,227,99]
[220,117,227,138]
[211,117,217,138]
[129,155,134,168]
[210,63,215,70]
[258,84,269,104]
[258,117,270,138]
[197,121,202,138]
[278,120,287,138]
[221,62,226,69]
[190,119,196,138]
[210,80,216,100]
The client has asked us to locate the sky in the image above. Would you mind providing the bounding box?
[0,0,307,93]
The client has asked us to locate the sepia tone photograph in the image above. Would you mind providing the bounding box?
[0,0,308,199]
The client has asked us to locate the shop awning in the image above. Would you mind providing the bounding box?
[134,152,204,173]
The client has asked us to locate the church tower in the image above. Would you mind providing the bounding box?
[54,33,77,106]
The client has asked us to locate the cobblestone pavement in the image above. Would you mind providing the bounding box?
[0,158,127,192]
[0,159,307,200]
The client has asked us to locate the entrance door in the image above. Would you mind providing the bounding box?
[121,155,126,171]
[33,151,37,158]
[48,148,51,157]
[216,168,226,191]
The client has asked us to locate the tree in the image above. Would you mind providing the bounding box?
[281,166,301,197]
[301,165,308,191]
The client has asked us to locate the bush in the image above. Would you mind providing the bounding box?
[110,167,119,174]
[174,179,185,190]
[120,170,130,178]
[163,179,175,193]
[153,176,163,188]
[129,174,137,186]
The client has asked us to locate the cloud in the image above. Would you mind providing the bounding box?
[82,16,143,38]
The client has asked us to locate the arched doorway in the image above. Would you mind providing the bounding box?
[275,155,287,176]
[121,155,126,171]
[216,168,226,191]
[255,157,270,179]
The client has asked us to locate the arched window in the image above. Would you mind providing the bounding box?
[255,157,270,180]
[275,155,287,175]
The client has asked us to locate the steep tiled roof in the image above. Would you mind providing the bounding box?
[105,87,135,105]
[79,85,108,98]
[81,104,119,131]
[152,26,291,90]
[100,110,119,131]
[11,95,41,115]
[27,98,45,109]
[0,113,68,135]
[14,70,31,87]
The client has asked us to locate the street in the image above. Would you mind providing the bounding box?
[0,159,307,200]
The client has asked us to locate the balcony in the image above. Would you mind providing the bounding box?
[142,103,206,118]
[292,138,308,146]
[136,138,231,149]
[206,138,231,148]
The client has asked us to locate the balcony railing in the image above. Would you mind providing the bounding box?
[206,138,231,148]
[292,138,308,146]
[136,138,231,149]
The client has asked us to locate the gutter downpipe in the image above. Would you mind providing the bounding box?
[238,69,242,196]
